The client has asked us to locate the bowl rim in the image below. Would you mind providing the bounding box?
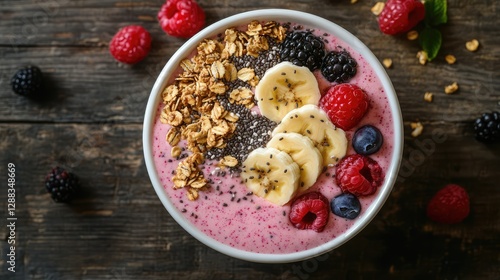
[143,8,403,263]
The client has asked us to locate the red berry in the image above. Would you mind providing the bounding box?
[319,84,369,130]
[426,184,470,224]
[157,0,205,38]
[378,0,426,35]
[109,25,152,64]
[289,192,330,232]
[335,154,384,196]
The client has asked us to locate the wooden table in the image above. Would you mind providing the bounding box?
[1,0,499,279]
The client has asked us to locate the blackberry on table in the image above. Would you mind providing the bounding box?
[11,65,44,97]
[321,51,357,83]
[279,31,325,71]
[45,167,80,202]
[474,111,500,143]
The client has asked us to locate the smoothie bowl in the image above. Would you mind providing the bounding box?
[143,9,403,263]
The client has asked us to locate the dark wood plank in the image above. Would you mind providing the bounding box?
[0,46,172,123]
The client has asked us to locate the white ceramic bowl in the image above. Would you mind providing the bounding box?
[143,9,403,263]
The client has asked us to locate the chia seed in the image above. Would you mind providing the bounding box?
[205,93,277,167]
[230,38,282,79]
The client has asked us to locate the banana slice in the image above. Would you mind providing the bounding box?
[267,132,323,192]
[255,61,321,123]
[241,147,300,205]
[272,104,348,166]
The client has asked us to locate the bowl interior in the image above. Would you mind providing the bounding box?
[143,9,403,263]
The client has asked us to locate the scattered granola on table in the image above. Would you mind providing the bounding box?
[444,82,459,95]
[465,39,479,52]
[411,122,424,137]
[383,58,393,68]
[424,92,433,102]
[406,30,418,40]
[445,54,456,64]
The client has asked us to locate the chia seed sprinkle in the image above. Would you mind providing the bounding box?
[205,93,277,167]
[231,38,282,79]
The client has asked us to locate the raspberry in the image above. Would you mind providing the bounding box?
[319,84,369,130]
[109,25,152,64]
[289,191,330,232]
[335,154,384,196]
[426,184,470,224]
[44,167,80,203]
[279,31,325,71]
[473,111,500,143]
[157,0,206,38]
[378,0,426,35]
[11,65,44,98]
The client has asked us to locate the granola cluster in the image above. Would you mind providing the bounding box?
[160,20,287,200]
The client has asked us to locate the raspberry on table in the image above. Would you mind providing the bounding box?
[321,51,357,83]
[289,191,330,232]
[279,31,325,71]
[378,0,426,35]
[109,25,152,64]
[319,83,370,131]
[335,154,384,196]
[426,184,470,224]
[44,167,80,203]
[157,0,206,38]
[11,65,44,98]
[473,111,500,143]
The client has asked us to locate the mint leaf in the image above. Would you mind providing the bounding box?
[424,0,448,26]
[419,26,442,61]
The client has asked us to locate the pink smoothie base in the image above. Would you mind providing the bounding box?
[143,9,403,263]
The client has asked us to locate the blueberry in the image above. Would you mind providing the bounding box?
[330,193,361,219]
[352,125,383,155]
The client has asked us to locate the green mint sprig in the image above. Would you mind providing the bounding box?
[418,0,448,61]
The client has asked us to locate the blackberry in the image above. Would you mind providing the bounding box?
[45,167,80,202]
[474,111,500,143]
[321,51,357,83]
[11,65,44,97]
[279,31,325,71]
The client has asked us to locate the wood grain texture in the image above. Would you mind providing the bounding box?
[0,0,499,279]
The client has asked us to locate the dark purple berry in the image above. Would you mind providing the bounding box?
[474,111,500,143]
[321,51,357,83]
[352,125,384,155]
[11,65,44,97]
[331,193,361,220]
[44,167,80,202]
[279,31,325,71]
